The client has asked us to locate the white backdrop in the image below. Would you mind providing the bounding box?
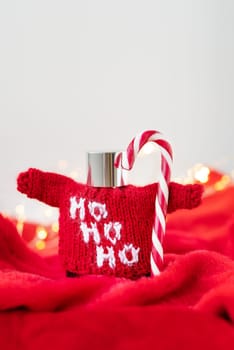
[0,0,234,221]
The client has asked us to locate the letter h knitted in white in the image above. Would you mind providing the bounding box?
[96,246,116,269]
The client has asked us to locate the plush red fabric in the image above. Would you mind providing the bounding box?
[17,168,202,279]
[1,186,234,349]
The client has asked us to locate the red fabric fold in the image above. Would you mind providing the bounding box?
[1,186,234,349]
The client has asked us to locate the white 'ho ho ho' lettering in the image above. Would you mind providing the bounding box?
[69,196,108,222]
[88,201,108,221]
[104,222,122,245]
[118,244,140,266]
[80,222,101,244]
[96,246,116,269]
[70,197,86,220]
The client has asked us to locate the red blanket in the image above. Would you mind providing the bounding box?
[1,187,234,349]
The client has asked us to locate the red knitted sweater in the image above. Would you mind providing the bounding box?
[17,168,203,279]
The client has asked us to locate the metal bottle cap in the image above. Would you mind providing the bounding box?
[87,152,125,187]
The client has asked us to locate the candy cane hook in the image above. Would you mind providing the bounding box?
[115,130,173,276]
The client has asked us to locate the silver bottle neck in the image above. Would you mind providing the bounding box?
[87,152,125,187]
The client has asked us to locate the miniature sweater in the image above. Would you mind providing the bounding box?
[17,168,203,279]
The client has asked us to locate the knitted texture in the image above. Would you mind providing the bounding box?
[17,168,203,279]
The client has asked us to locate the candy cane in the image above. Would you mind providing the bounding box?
[114,130,173,276]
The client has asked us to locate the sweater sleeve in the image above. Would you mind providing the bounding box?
[168,182,204,213]
[17,168,76,208]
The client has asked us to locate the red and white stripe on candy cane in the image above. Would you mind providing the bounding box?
[114,130,173,276]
